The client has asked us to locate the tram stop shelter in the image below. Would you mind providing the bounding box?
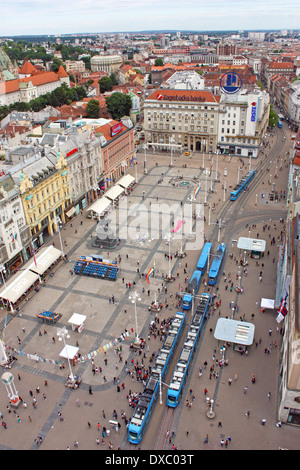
[237,237,266,259]
[214,318,255,353]
[68,313,86,332]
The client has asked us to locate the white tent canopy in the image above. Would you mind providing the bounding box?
[0,269,40,304]
[59,345,79,360]
[105,185,124,201]
[87,197,111,215]
[68,313,86,331]
[261,298,275,309]
[29,245,62,275]
[117,174,135,189]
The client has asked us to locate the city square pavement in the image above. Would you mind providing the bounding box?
[0,127,299,451]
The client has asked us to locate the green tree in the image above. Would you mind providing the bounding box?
[154,58,164,66]
[51,57,63,73]
[109,73,118,86]
[99,76,113,93]
[86,99,100,118]
[105,93,132,120]
[269,105,278,128]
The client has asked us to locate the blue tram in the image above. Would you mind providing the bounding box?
[196,242,212,274]
[208,243,226,286]
[230,169,255,201]
[181,269,202,310]
[127,312,186,444]
[167,293,210,407]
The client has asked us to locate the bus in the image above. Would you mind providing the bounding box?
[127,312,185,444]
[167,293,210,407]
[208,243,226,286]
[196,242,212,274]
[230,169,255,201]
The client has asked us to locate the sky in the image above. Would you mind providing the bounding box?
[1,0,299,37]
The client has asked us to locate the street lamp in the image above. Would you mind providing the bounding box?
[201,139,206,169]
[129,291,141,345]
[165,232,173,278]
[57,326,74,382]
[55,216,64,257]
[206,397,215,419]
[170,137,175,166]
[214,152,219,181]
[142,144,148,174]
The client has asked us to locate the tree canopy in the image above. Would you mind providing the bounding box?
[98,73,118,93]
[86,99,100,118]
[105,92,132,120]
[0,83,87,119]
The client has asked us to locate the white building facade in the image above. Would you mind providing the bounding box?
[217,88,270,158]
[143,89,220,153]
[0,174,31,277]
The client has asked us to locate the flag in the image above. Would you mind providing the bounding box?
[209,165,212,177]
[146,267,155,284]
[173,220,183,233]
[276,275,292,323]
[194,186,200,199]
[276,293,288,323]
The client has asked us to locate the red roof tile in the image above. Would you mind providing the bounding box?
[19,61,37,75]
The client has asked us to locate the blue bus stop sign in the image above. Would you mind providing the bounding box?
[220,72,242,94]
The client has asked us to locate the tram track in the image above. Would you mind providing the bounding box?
[208,126,285,245]
[122,127,288,450]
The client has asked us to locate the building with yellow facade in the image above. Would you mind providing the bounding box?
[11,151,71,249]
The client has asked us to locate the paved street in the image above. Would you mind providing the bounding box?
[0,123,299,451]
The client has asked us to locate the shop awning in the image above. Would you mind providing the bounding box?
[29,245,62,276]
[66,207,76,218]
[105,185,124,201]
[214,318,255,346]
[0,269,40,304]
[117,174,135,189]
[87,197,111,215]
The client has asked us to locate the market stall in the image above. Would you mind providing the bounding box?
[29,245,62,276]
[68,313,86,332]
[260,298,275,312]
[87,197,111,219]
[0,269,40,309]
